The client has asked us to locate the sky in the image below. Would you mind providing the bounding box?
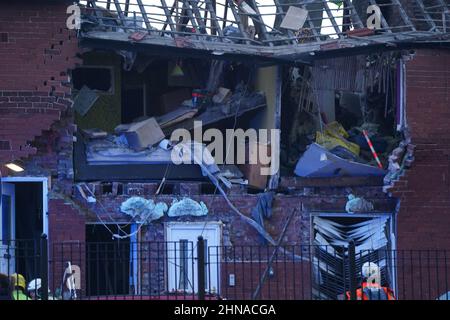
[83,0,343,37]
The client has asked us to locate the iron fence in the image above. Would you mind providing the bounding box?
[1,237,450,300]
[0,236,48,300]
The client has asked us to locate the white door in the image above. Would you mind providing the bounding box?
[166,222,221,294]
[0,183,16,275]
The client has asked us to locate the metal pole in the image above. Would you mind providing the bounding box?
[197,236,206,300]
[0,169,2,208]
[252,208,297,300]
[40,234,49,300]
[348,240,357,300]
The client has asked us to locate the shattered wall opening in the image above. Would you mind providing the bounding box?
[72,66,114,92]
[77,0,450,62]
[312,214,396,300]
[72,48,277,190]
[281,52,406,181]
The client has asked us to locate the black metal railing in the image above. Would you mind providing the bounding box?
[1,237,450,300]
[0,235,47,300]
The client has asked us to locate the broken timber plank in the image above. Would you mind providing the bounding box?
[159,0,176,32]
[162,102,266,136]
[391,0,416,31]
[322,0,343,37]
[226,0,252,45]
[188,0,209,34]
[112,0,126,24]
[205,0,224,37]
[343,0,364,29]
[368,0,392,33]
[415,0,438,31]
[135,0,152,31]
[272,0,297,44]
[279,176,385,188]
[247,0,273,46]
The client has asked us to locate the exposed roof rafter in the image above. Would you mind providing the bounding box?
[78,0,450,60]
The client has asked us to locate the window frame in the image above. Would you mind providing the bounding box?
[71,65,115,95]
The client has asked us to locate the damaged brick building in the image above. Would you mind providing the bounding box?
[0,0,449,300]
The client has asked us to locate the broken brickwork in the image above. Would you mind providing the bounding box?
[391,49,450,251]
[0,0,80,183]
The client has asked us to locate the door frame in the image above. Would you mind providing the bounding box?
[0,183,15,274]
[1,177,49,236]
[0,182,15,242]
[165,221,222,294]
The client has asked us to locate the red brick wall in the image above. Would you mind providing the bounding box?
[0,0,80,168]
[394,49,450,250]
[48,198,86,293]
[219,262,312,300]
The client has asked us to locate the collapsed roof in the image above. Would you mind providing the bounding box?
[78,0,450,62]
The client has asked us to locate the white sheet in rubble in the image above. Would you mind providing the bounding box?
[86,137,173,164]
[120,197,168,223]
[167,198,208,217]
[171,141,220,176]
[345,194,374,213]
[294,143,386,177]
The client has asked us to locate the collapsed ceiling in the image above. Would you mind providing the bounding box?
[77,0,450,62]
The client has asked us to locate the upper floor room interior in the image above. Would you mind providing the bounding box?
[71,46,410,193]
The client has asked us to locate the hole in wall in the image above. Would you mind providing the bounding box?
[102,183,113,194]
[201,183,217,195]
[160,183,175,195]
[72,67,113,92]
[117,184,124,195]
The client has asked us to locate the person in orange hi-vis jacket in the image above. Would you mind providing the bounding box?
[346,262,396,300]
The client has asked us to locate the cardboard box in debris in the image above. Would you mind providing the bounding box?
[237,141,271,189]
[121,117,165,151]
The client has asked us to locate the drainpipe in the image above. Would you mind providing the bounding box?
[0,168,2,207]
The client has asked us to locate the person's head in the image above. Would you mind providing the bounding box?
[362,262,381,284]
[11,273,26,292]
[0,273,13,299]
[27,278,42,300]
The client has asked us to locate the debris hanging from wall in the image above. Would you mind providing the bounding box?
[345,194,375,213]
[167,198,208,217]
[120,196,168,223]
[284,52,404,177]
